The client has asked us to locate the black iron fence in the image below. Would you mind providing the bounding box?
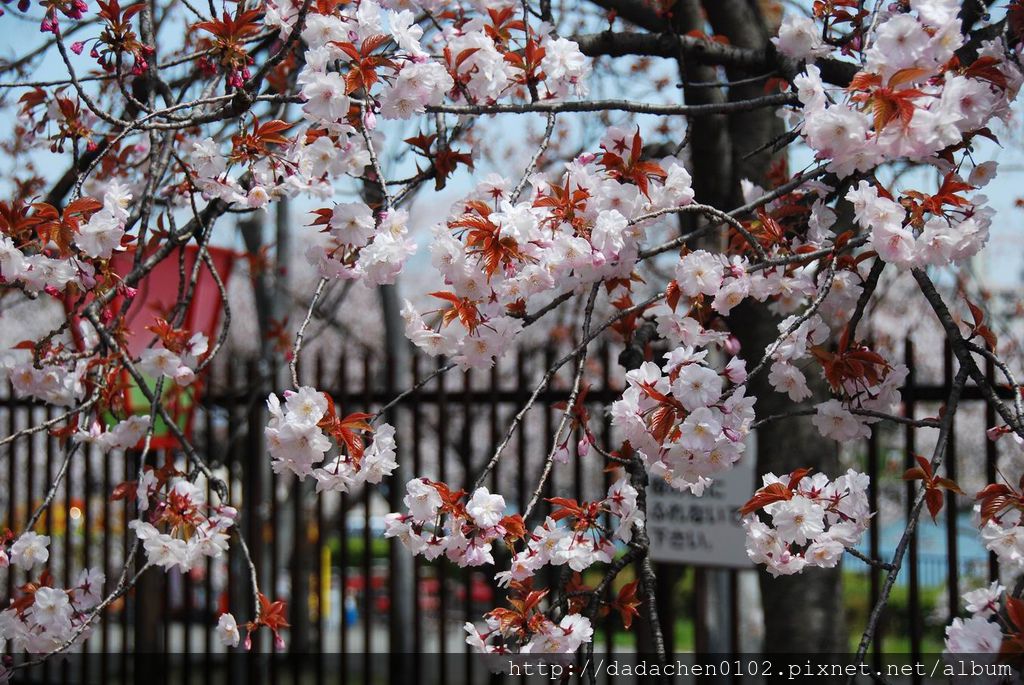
[0,340,1012,684]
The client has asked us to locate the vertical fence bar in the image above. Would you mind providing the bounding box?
[64,411,75,684]
[226,361,238,685]
[42,407,53,685]
[411,353,423,675]
[269,361,281,685]
[543,346,555,518]
[361,353,373,685]
[184,447,194,685]
[903,339,922,683]
[488,360,503,685]
[985,354,999,582]
[729,570,740,685]
[315,354,325,685]
[516,349,527,515]
[542,347,557,609]
[599,345,614,683]
[514,351,527,685]
[384,349,400,685]
[5,389,15,607]
[438,356,449,685]
[103,414,113,684]
[943,343,959,622]
[203,397,214,685]
[461,369,473,685]
[121,447,131,681]
[867,429,882,671]
[338,352,350,685]
[245,359,263,683]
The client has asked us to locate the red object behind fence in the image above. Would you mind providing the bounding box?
[65,244,237,448]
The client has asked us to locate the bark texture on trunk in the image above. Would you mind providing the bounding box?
[698,0,847,653]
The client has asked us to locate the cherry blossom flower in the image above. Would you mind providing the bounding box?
[217,613,241,647]
[10,532,50,570]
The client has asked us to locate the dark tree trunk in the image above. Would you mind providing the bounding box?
[698,0,847,653]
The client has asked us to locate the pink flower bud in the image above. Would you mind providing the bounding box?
[724,357,747,384]
[173,366,196,387]
[724,335,741,356]
[70,41,85,55]
[246,186,270,209]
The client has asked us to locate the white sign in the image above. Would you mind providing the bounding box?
[647,456,756,568]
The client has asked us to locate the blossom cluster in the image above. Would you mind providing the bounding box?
[401,127,694,368]
[305,204,416,286]
[498,477,641,585]
[742,469,871,576]
[385,480,515,567]
[978,507,1024,573]
[0,181,131,296]
[944,581,1006,655]
[76,415,151,452]
[0,353,86,407]
[137,331,209,388]
[298,2,589,117]
[789,1,1021,270]
[0,533,105,654]
[264,386,397,492]
[465,603,594,656]
[611,347,753,495]
[127,466,236,573]
[385,475,641,655]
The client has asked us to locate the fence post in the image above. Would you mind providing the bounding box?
[943,342,959,622]
[903,338,922,683]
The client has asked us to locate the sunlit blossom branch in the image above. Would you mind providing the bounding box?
[964,340,1024,429]
[845,546,895,571]
[733,261,838,397]
[10,563,152,673]
[750,407,941,430]
[629,201,769,262]
[638,164,831,260]
[523,282,600,520]
[510,111,557,203]
[291,277,329,389]
[473,289,667,489]
[0,394,99,449]
[81,309,227,498]
[422,92,797,116]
